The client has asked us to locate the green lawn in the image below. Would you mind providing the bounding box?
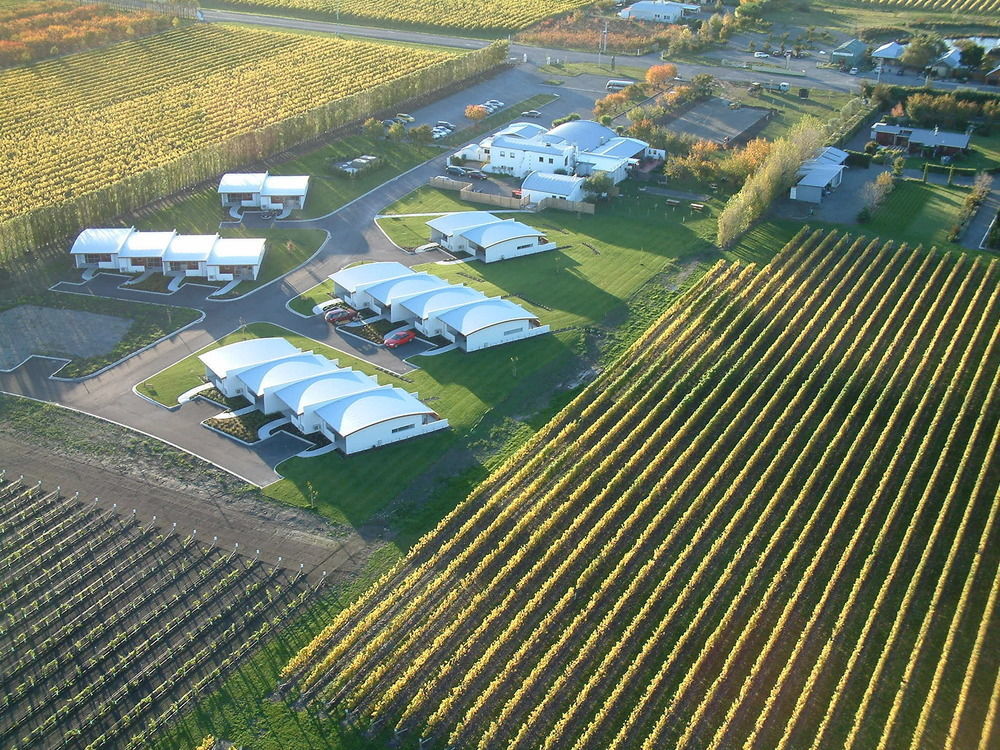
[866,180,967,248]
[288,279,335,316]
[442,93,559,146]
[904,131,1000,173]
[718,83,855,142]
[537,61,649,81]
[379,185,488,215]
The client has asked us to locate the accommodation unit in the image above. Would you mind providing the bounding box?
[870,123,971,157]
[872,41,906,68]
[398,285,489,338]
[199,338,302,398]
[198,338,448,454]
[70,228,267,281]
[831,39,868,68]
[329,261,413,310]
[218,172,310,211]
[617,1,699,22]
[520,172,587,203]
[363,273,451,321]
[435,298,550,352]
[426,212,556,262]
[930,48,963,77]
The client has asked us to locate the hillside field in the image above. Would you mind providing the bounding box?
[282,228,1000,749]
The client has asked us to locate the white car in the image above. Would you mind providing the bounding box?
[753,51,769,58]
[849,67,859,75]
[485,99,505,108]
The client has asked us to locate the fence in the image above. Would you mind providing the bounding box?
[536,197,595,214]
[459,189,528,210]
[84,0,200,18]
[428,177,593,213]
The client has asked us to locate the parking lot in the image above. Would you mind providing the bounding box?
[663,96,773,145]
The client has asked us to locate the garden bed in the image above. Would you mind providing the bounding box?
[204,410,272,443]
[197,387,250,411]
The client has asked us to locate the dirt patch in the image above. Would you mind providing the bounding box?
[0,304,131,370]
[0,395,380,581]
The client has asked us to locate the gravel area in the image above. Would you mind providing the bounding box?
[0,304,131,370]
[663,97,772,145]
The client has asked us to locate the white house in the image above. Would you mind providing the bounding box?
[434,298,550,352]
[398,285,489,338]
[459,120,652,185]
[71,228,267,281]
[218,172,310,211]
[199,338,302,397]
[312,385,448,454]
[872,41,906,67]
[232,353,342,414]
[426,212,556,263]
[618,1,699,22]
[520,172,587,203]
[197,338,447,454]
[363,273,451,321]
[273,369,380,435]
[329,261,413,310]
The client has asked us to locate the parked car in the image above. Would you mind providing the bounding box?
[395,113,415,122]
[466,170,486,180]
[753,51,769,58]
[436,120,456,130]
[381,119,395,127]
[849,67,859,75]
[511,188,523,198]
[324,307,360,324]
[481,103,499,113]
[432,129,449,140]
[521,110,542,118]
[485,99,505,108]
[445,165,467,177]
[384,330,417,349]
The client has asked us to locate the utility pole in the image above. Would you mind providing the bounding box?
[598,21,608,68]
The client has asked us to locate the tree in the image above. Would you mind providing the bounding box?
[410,124,433,144]
[721,138,772,181]
[387,121,406,141]
[582,171,616,201]
[645,63,678,88]
[863,170,895,210]
[464,104,488,120]
[362,117,384,138]
[956,40,984,70]
[900,33,945,71]
[690,73,716,98]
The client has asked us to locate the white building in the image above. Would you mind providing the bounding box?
[456,120,655,184]
[329,261,413,310]
[435,298,549,352]
[520,172,587,203]
[197,338,448,454]
[426,212,556,263]
[363,273,451,321]
[618,1,699,22]
[872,41,906,67]
[398,285,490,338]
[70,228,267,281]
[199,338,302,398]
[218,172,310,211]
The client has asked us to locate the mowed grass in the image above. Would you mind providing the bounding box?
[718,83,855,141]
[288,278,336,316]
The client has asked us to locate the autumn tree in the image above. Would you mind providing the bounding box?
[645,63,678,88]
[721,138,772,181]
[465,104,488,120]
[387,121,406,141]
[362,117,384,138]
[900,33,945,71]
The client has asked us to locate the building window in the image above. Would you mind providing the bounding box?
[391,423,415,434]
[516,243,534,250]
[504,328,522,336]
[548,158,554,164]
[498,151,505,157]
[83,253,111,264]
[539,156,544,162]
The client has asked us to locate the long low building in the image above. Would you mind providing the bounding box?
[790,146,848,204]
[218,172,310,212]
[426,212,556,263]
[329,262,549,352]
[198,337,448,454]
[70,227,267,281]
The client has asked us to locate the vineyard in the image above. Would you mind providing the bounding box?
[210,0,594,32]
[283,229,1000,749]
[0,25,505,260]
[856,0,999,12]
[0,473,321,749]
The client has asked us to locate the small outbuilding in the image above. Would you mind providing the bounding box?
[831,38,868,68]
[520,172,587,203]
[618,1,699,23]
[872,41,906,68]
[790,163,844,204]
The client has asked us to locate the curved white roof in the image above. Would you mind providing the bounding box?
[235,353,339,397]
[398,285,487,319]
[426,212,498,234]
[459,220,542,248]
[119,230,176,258]
[261,175,309,196]
[495,122,548,139]
[315,385,435,437]
[522,172,585,196]
[207,237,267,266]
[330,261,412,293]
[546,120,618,151]
[274,369,378,415]
[70,227,135,255]
[365,273,450,306]
[219,173,268,193]
[436,298,538,335]
[198,337,300,379]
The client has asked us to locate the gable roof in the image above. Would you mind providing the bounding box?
[832,39,867,56]
[436,298,538,335]
[70,227,135,255]
[198,337,300,380]
[219,173,268,193]
[314,385,436,437]
[273,369,379,415]
[330,262,413,293]
[872,41,906,59]
[521,171,586,196]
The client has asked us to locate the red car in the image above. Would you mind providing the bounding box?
[324,307,359,324]
[384,329,417,349]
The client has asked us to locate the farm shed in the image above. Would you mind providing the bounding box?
[312,385,449,454]
[218,172,310,211]
[520,172,587,203]
[273,369,380,435]
[198,338,301,397]
[435,298,550,351]
[232,353,341,414]
[831,39,867,67]
[330,261,413,309]
[617,1,699,23]
[790,163,844,204]
[427,212,556,262]
[69,227,135,270]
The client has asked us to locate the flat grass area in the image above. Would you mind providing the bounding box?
[442,94,559,146]
[866,180,967,248]
[717,82,855,142]
[379,185,488,215]
[537,61,648,81]
[288,279,336,316]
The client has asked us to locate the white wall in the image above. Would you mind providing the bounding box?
[482,237,558,263]
[521,186,585,204]
[456,321,550,351]
[337,416,449,454]
[486,146,574,178]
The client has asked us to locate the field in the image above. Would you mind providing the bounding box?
[857,0,999,12]
[207,0,595,33]
[282,228,1000,749]
[0,475,322,749]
